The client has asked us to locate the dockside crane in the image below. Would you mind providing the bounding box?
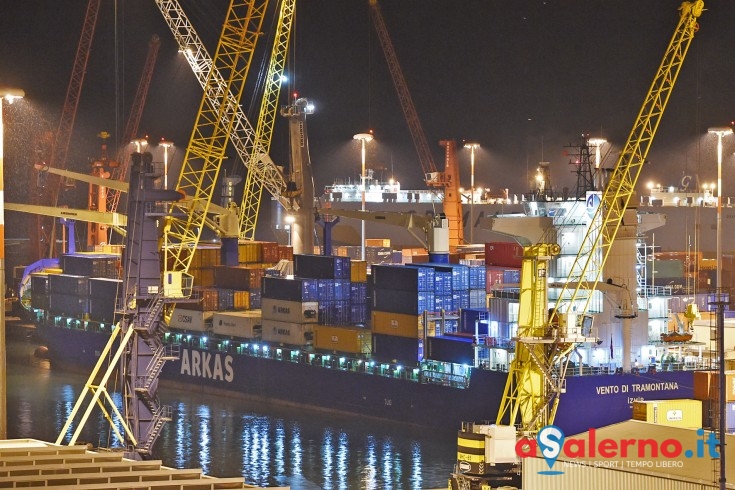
[32,0,101,260]
[155,0,304,249]
[496,0,704,437]
[369,0,463,247]
[105,34,161,218]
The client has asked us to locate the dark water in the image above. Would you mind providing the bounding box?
[5,336,455,489]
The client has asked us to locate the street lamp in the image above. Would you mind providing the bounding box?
[708,125,732,490]
[0,87,24,440]
[160,140,174,189]
[589,137,607,190]
[708,126,732,289]
[131,137,148,153]
[285,214,295,246]
[353,133,373,261]
[464,142,480,243]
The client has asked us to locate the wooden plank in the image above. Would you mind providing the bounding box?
[0,459,163,478]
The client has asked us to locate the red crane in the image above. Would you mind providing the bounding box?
[368,0,463,246]
[31,0,101,259]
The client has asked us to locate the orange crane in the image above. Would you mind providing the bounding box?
[86,34,161,249]
[31,0,101,259]
[106,34,161,217]
[368,0,463,247]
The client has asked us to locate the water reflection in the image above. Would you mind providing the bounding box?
[7,338,455,489]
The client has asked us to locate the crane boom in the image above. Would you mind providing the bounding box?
[32,0,100,260]
[496,0,704,436]
[163,0,269,277]
[369,1,463,246]
[155,0,293,228]
[240,0,296,240]
[368,0,437,177]
[107,34,161,215]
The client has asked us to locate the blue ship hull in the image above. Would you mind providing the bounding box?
[34,322,694,435]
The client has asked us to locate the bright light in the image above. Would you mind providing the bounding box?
[463,142,480,151]
[285,215,296,224]
[353,133,373,143]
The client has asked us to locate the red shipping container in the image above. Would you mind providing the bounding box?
[485,242,523,268]
[261,241,281,263]
[485,266,505,291]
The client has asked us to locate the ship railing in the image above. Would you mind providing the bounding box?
[420,369,470,389]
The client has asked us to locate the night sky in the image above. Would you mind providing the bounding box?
[1,1,735,238]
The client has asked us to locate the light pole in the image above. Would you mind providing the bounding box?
[464,142,480,243]
[589,137,607,190]
[160,140,173,189]
[708,125,732,490]
[0,87,24,440]
[708,127,732,289]
[285,214,295,246]
[353,133,373,261]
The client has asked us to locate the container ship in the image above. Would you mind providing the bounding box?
[22,195,705,437]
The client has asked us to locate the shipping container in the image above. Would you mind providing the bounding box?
[372,264,435,292]
[371,333,423,366]
[238,241,263,264]
[168,308,214,332]
[350,282,368,303]
[460,308,490,335]
[261,241,281,263]
[48,293,89,318]
[349,303,368,325]
[261,276,319,302]
[693,370,735,402]
[426,335,475,365]
[318,300,350,326]
[61,253,120,279]
[485,241,523,268]
[469,289,486,309]
[350,260,368,283]
[88,277,122,298]
[260,319,315,346]
[211,311,261,338]
[365,238,390,248]
[313,324,372,355]
[48,274,89,296]
[373,288,435,315]
[365,246,392,265]
[371,310,425,338]
[468,265,486,290]
[294,254,351,279]
[88,295,117,323]
[411,263,470,291]
[213,265,263,290]
[261,298,318,323]
[632,399,702,429]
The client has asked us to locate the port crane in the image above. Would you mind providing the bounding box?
[32,0,100,260]
[368,0,464,247]
[155,0,314,254]
[496,0,704,436]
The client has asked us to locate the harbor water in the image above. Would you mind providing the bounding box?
[5,335,456,489]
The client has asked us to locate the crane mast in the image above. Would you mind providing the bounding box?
[240,0,296,241]
[368,0,463,246]
[496,0,704,436]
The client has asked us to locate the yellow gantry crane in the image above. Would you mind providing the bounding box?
[155,0,297,244]
[162,0,269,282]
[496,0,705,436]
[240,0,296,240]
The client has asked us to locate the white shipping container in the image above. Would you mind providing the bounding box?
[168,308,213,332]
[261,298,319,324]
[212,310,262,339]
[261,319,314,346]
